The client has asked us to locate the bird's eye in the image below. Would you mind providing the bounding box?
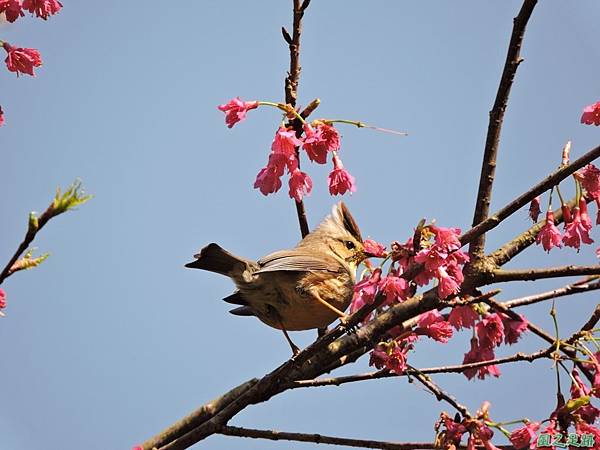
[345,240,355,250]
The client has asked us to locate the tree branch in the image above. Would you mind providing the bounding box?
[460,146,600,250]
[407,368,471,418]
[469,0,538,258]
[502,278,600,309]
[485,266,600,284]
[220,427,479,450]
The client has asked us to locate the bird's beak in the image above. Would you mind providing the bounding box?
[362,250,379,259]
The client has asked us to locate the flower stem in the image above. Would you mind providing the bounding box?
[324,119,408,136]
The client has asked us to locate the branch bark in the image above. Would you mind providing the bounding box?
[469,0,538,258]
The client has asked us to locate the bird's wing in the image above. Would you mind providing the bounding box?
[256,250,342,274]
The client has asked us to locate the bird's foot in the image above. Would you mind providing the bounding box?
[339,315,358,334]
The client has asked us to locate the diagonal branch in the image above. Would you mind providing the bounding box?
[469,0,538,258]
[460,146,600,250]
[502,278,600,309]
[408,368,471,418]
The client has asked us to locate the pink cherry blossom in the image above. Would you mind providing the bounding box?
[509,422,541,450]
[432,226,462,251]
[3,43,42,76]
[22,0,62,19]
[576,164,600,199]
[476,313,505,349]
[436,265,461,299]
[462,338,500,380]
[0,0,24,22]
[416,310,453,343]
[369,341,409,374]
[536,210,562,252]
[217,97,259,128]
[529,196,541,222]
[562,203,572,224]
[302,123,328,164]
[315,122,340,152]
[448,305,479,330]
[254,153,287,196]
[363,239,386,257]
[415,247,448,272]
[328,154,356,196]
[0,105,4,127]
[271,126,302,157]
[288,168,312,202]
[581,102,600,126]
[563,207,594,250]
[0,288,6,309]
[379,273,408,304]
[501,313,528,344]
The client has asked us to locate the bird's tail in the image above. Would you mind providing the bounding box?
[185,243,256,278]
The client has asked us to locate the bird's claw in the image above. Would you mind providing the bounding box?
[339,315,358,334]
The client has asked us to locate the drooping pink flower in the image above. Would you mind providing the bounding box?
[0,105,4,127]
[563,207,594,250]
[437,264,461,299]
[253,153,287,196]
[3,43,42,76]
[416,310,453,343]
[302,123,328,164]
[476,313,505,349]
[440,414,467,448]
[0,288,6,309]
[581,102,600,126]
[576,164,600,199]
[448,305,479,330]
[288,168,312,202]
[501,313,528,344]
[0,0,24,22]
[536,210,562,252]
[328,154,356,196]
[22,0,62,19]
[462,338,501,380]
[379,273,408,304]
[351,268,382,309]
[363,239,387,257]
[217,97,259,128]
[509,422,541,450]
[580,198,593,230]
[529,196,541,222]
[271,126,302,157]
[315,121,340,152]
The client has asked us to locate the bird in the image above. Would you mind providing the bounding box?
[185,202,371,354]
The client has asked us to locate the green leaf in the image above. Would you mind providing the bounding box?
[51,179,92,216]
[10,248,50,274]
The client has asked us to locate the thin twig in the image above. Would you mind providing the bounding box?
[469,0,538,258]
[485,266,600,284]
[406,368,471,418]
[220,427,485,450]
[502,278,600,309]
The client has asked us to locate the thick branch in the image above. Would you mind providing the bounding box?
[469,0,538,257]
[485,266,600,284]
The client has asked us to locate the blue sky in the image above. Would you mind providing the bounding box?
[2,1,600,449]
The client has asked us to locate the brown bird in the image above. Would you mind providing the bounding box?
[185,202,371,354]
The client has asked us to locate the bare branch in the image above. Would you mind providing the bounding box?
[503,278,600,309]
[219,426,432,450]
[485,266,600,284]
[469,0,538,258]
[408,368,471,418]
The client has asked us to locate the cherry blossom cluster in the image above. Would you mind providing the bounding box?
[507,364,600,450]
[354,225,530,378]
[533,162,600,255]
[0,0,62,126]
[0,288,6,315]
[436,403,510,450]
[218,97,356,201]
